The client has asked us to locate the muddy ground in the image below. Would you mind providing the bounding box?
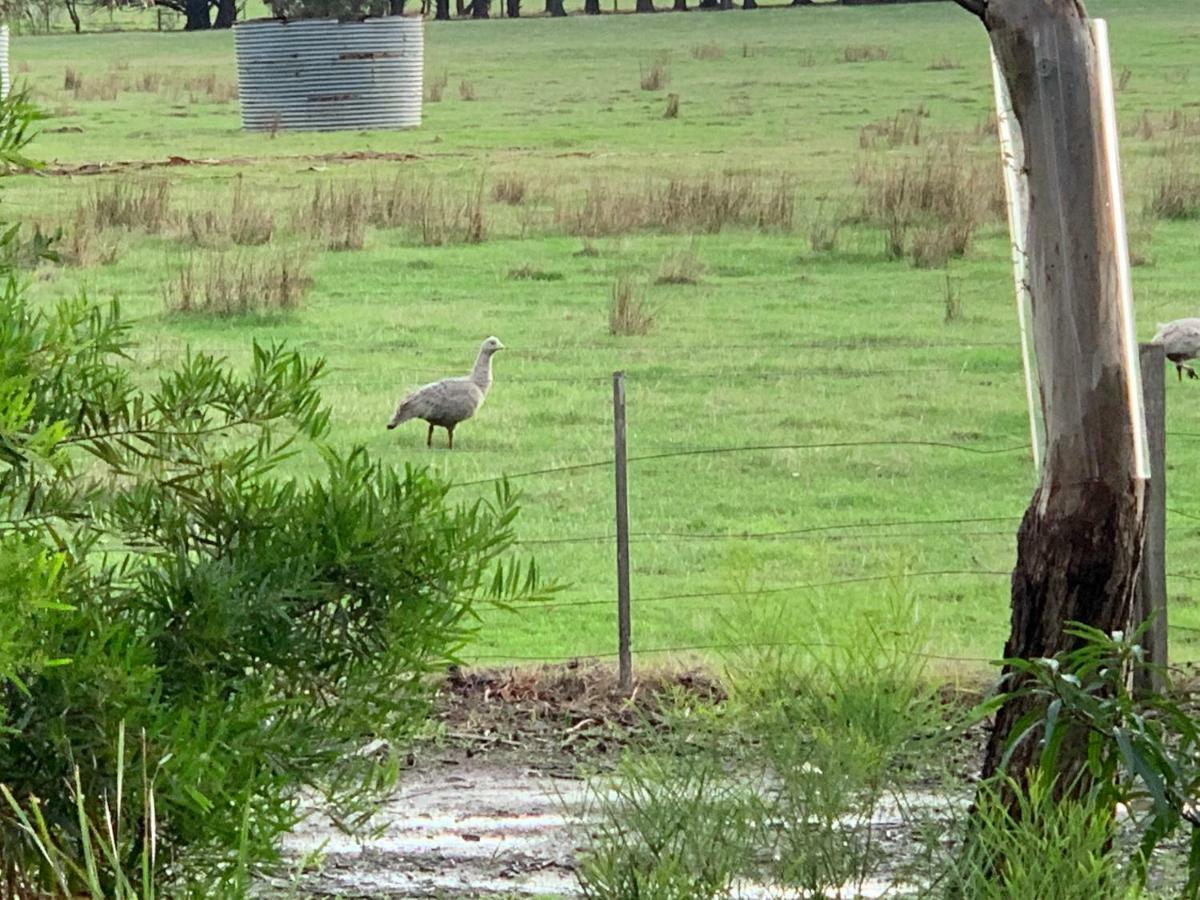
[280,664,985,899]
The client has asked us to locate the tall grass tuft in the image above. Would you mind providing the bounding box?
[608,276,655,336]
[558,173,794,237]
[654,247,705,284]
[1146,138,1200,220]
[943,274,962,322]
[855,138,998,267]
[640,62,669,91]
[304,180,368,251]
[843,44,889,63]
[86,179,173,233]
[164,250,313,315]
[60,206,123,267]
[0,723,161,900]
[492,173,528,205]
[948,774,1137,899]
[182,178,275,248]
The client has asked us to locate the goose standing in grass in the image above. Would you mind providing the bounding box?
[387,336,505,449]
[1152,319,1200,380]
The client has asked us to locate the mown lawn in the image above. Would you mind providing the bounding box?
[9,0,1200,672]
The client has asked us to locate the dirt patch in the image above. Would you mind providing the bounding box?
[435,662,725,766]
[37,150,432,177]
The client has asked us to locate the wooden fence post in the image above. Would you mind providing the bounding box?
[613,372,632,693]
[1136,343,1168,694]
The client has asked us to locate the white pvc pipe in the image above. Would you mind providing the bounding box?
[1092,18,1151,483]
[989,45,1044,475]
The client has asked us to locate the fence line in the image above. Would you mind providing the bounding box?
[515,514,1022,545]
[466,639,995,666]
[487,569,1013,613]
[450,438,1031,489]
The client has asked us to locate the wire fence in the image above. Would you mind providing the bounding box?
[126,339,1200,671]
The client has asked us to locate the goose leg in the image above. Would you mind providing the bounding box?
[426,423,434,447]
[1188,364,1199,381]
[1177,364,1184,382]
[447,426,455,450]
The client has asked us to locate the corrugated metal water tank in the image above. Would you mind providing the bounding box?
[0,27,10,98]
[234,17,423,132]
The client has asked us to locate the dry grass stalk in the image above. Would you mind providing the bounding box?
[808,201,842,252]
[640,63,669,91]
[855,138,998,267]
[164,250,313,316]
[663,93,680,119]
[63,68,83,91]
[86,179,172,232]
[557,173,794,237]
[58,206,123,267]
[927,56,962,71]
[459,80,477,101]
[654,248,705,285]
[859,106,926,149]
[492,173,528,205]
[304,181,369,251]
[843,45,889,63]
[183,179,275,248]
[690,43,723,60]
[428,71,449,103]
[1146,139,1200,221]
[942,275,962,322]
[609,276,655,336]
[367,176,488,245]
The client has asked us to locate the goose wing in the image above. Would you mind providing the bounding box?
[390,376,483,427]
[1153,319,1200,357]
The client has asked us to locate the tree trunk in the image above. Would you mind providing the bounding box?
[183,0,211,29]
[956,0,1147,811]
[507,0,520,15]
[213,0,237,28]
[546,0,566,15]
[584,0,600,13]
[635,0,654,10]
[65,0,81,31]
[672,0,686,9]
[389,0,407,12]
[455,0,465,15]
[791,0,812,5]
[472,0,489,16]
[436,0,450,17]
[742,0,757,8]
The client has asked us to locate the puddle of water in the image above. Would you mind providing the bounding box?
[284,760,963,897]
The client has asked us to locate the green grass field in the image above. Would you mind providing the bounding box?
[9,0,1200,674]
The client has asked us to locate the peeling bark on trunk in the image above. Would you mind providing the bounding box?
[953,0,1147,811]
